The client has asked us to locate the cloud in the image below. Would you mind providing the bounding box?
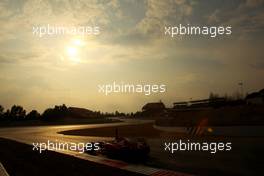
[103,0,194,46]
[206,0,264,39]
[0,0,13,18]
[0,51,40,64]
[136,0,193,35]
[244,0,264,7]
[0,0,264,112]
[251,62,264,70]
[20,0,119,25]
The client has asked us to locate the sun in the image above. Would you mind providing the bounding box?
[65,46,80,63]
[67,47,77,57]
[64,38,86,63]
[73,39,85,46]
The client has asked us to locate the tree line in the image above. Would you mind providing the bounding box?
[0,104,132,122]
[0,104,40,121]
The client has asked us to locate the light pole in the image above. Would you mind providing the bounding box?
[238,82,244,99]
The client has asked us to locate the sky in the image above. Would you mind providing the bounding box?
[0,0,264,113]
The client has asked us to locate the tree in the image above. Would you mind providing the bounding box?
[42,108,53,120]
[10,105,26,120]
[115,111,120,116]
[3,109,10,120]
[0,105,4,116]
[232,90,243,100]
[0,105,4,120]
[26,110,40,120]
[42,104,69,121]
[209,92,219,100]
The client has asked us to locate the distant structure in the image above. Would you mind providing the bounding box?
[142,101,166,116]
[173,101,188,109]
[246,89,264,105]
[173,98,226,109]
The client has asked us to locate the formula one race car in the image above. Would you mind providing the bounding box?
[88,137,150,161]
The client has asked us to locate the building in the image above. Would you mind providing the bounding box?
[142,102,166,115]
[173,101,188,109]
[246,89,264,105]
